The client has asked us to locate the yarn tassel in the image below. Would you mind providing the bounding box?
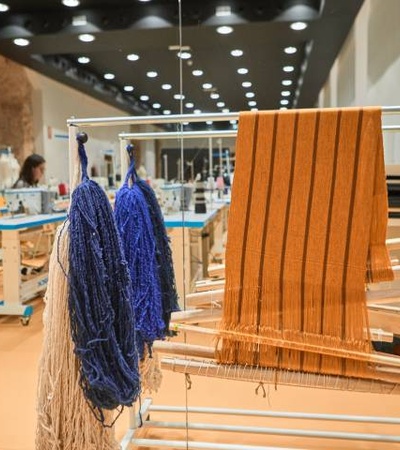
[68,135,140,420]
[114,154,166,358]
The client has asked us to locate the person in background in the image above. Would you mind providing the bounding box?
[13,154,46,188]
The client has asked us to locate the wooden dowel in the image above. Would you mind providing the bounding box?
[153,341,214,359]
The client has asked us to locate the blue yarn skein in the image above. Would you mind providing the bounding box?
[114,156,166,357]
[128,149,180,333]
[68,136,140,421]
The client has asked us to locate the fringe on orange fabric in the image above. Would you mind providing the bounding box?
[217,107,394,379]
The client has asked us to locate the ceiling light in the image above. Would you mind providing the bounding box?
[242,81,252,88]
[210,93,220,99]
[284,46,297,54]
[245,92,255,98]
[163,110,171,115]
[192,69,203,77]
[147,71,158,78]
[123,85,134,92]
[79,33,95,42]
[77,56,90,64]
[281,90,291,97]
[280,99,289,105]
[72,15,87,26]
[206,120,213,125]
[127,53,139,61]
[0,3,9,12]
[62,0,80,6]
[13,38,30,47]
[104,73,115,80]
[139,0,152,2]
[185,102,194,108]
[140,95,150,101]
[162,84,172,90]
[280,107,288,110]
[237,68,248,75]
[283,65,294,72]
[194,109,202,114]
[222,108,230,113]
[282,79,293,86]
[216,5,231,17]
[174,94,185,100]
[248,101,257,107]
[183,122,189,126]
[217,102,225,108]
[230,49,243,57]
[217,25,233,35]
[251,108,258,112]
[153,103,161,109]
[290,21,308,31]
[177,51,191,59]
[202,83,213,89]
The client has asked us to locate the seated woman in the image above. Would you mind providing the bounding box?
[13,154,46,188]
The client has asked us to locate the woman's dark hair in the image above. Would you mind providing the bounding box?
[19,154,46,186]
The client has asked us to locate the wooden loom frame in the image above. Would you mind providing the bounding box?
[67,108,400,450]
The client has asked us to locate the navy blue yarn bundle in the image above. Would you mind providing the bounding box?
[132,166,180,334]
[114,156,166,358]
[68,136,140,422]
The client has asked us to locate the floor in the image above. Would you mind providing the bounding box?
[1,296,400,450]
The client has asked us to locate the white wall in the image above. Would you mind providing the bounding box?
[319,0,400,164]
[26,70,130,186]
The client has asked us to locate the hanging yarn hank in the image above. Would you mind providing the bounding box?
[114,153,166,358]
[68,135,140,422]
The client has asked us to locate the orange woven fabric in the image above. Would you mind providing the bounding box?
[218,107,393,377]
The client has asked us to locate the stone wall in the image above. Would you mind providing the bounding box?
[0,55,35,163]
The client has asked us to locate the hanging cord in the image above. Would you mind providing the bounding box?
[114,146,166,358]
[67,133,141,425]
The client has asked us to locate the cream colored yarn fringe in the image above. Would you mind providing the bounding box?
[36,222,120,450]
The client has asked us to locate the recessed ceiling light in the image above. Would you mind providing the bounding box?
[0,3,10,12]
[147,71,158,78]
[72,15,87,26]
[192,69,203,77]
[174,94,185,100]
[185,102,194,108]
[13,38,30,47]
[290,21,308,31]
[163,110,171,115]
[183,122,189,126]
[139,0,152,2]
[237,67,248,75]
[284,46,297,54]
[245,92,255,98]
[282,79,293,86]
[162,84,172,90]
[242,81,252,88]
[79,33,95,42]
[230,49,243,57]
[194,109,202,114]
[127,53,139,61]
[104,73,115,80]
[217,102,225,108]
[202,83,213,89]
[210,93,220,99]
[222,108,230,113]
[281,90,291,97]
[283,65,294,73]
[248,101,257,107]
[206,120,213,125]
[280,99,289,105]
[177,51,191,59]
[153,103,161,109]
[123,85,134,92]
[77,56,90,64]
[62,0,80,6]
[217,25,233,35]
[216,5,231,17]
[140,95,150,101]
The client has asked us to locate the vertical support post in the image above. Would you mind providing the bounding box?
[120,138,129,180]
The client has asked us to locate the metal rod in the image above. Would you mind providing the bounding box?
[131,439,301,450]
[119,138,129,182]
[382,125,400,131]
[148,405,400,425]
[119,130,237,140]
[142,420,400,443]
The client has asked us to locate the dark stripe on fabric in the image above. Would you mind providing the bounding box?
[319,111,342,370]
[236,113,260,320]
[299,111,320,369]
[279,112,300,329]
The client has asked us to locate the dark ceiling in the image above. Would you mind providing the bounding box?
[0,0,364,126]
